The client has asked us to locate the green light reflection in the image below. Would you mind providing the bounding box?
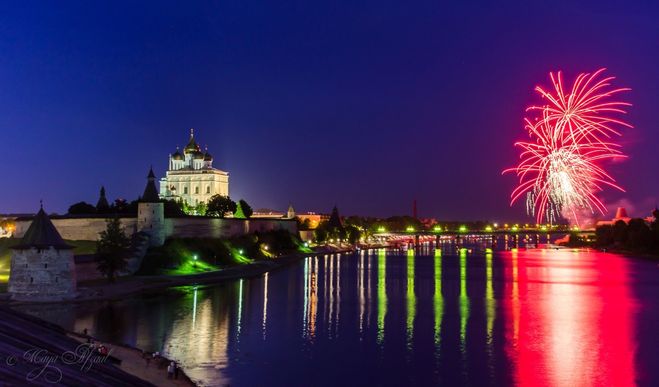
[406,248,416,349]
[377,249,387,345]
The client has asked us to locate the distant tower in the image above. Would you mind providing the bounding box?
[96,186,110,212]
[327,206,343,229]
[287,204,296,219]
[138,168,165,246]
[9,204,77,301]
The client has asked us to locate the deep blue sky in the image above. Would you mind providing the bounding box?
[1,1,657,221]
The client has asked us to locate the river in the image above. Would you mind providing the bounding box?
[14,243,659,386]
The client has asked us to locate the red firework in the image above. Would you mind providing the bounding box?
[505,69,631,224]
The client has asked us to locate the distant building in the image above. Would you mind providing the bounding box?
[9,204,77,301]
[296,212,328,230]
[159,129,229,206]
[596,206,654,227]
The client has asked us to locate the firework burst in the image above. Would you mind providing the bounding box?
[505,69,631,224]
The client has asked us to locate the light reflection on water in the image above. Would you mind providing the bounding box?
[13,242,659,386]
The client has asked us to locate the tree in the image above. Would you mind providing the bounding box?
[627,218,651,250]
[163,199,186,217]
[112,198,138,215]
[238,199,253,218]
[96,218,130,283]
[68,201,97,215]
[206,195,237,218]
[194,201,207,216]
[595,225,615,247]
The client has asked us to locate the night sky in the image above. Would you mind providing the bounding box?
[1,1,657,221]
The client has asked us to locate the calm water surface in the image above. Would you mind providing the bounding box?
[15,245,659,386]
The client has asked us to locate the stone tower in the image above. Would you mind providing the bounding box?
[9,204,77,301]
[138,167,165,246]
[287,204,296,219]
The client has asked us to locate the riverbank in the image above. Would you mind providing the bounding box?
[2,245,359,305]
[67,331,195,386]
[0,306,155,385]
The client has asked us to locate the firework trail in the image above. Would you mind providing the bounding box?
[505,69,631,225]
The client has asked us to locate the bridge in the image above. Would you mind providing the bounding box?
[372,227,595,248]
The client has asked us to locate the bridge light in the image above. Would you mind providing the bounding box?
[377,226,386,233]
[433,225,442,232]
[459,225,467,233]
[540,226,547,231]
[484,226,493,232]
[493,223,498,228]
[406,226,415,233]
[511,225,519,232]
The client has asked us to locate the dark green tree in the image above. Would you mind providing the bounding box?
[68,201,97,215]
[613,220,628,246]
[627,218,651,250]
[238,199,253,218]
[595,224,615,247]
[96,218,130,283]
[345,224,362,244]
[206,195,237,218]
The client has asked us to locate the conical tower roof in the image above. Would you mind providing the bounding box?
[141,167,160,202]
[12,205,72,250]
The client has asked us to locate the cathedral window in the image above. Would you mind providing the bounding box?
[206,186,210,194]
[195,186,199,194]
[184,187,188,194]
[44,263,48,269]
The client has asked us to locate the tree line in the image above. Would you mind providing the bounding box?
[67,186,253,218]
[595,209,659,253]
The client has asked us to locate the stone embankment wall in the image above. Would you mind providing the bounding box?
[14,216,297,241]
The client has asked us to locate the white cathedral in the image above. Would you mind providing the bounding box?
[159,129,229,206]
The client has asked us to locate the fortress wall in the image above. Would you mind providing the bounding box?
[14,216,297,242]
[164,218,298,239]
[13,218,138,241]
[247,219,298,234]
[164,218,247,239]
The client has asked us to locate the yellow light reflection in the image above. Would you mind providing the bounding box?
[486,248,496,378]
[433,248,443,353]
[459,248,469,356]
[237,279,244,337]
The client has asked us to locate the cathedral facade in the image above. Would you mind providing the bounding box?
[159,129,229,206]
